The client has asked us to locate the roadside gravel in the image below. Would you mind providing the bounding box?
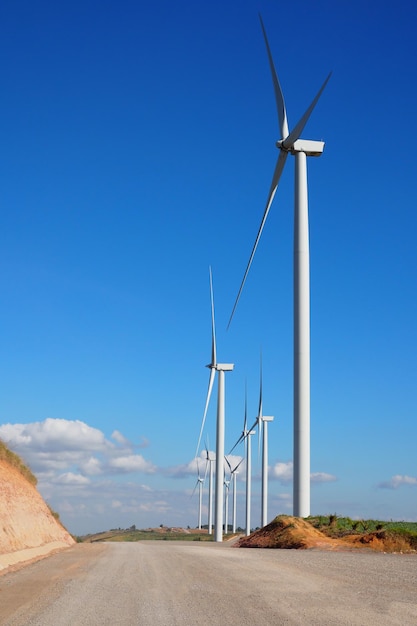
[1,541,416,625]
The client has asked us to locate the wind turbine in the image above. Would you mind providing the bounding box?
[247,354,274,528]
[204,440,215,535]
[225,455,244,533]
[230,385,255,536]
[223,471,230,535]
[196,267,234,542]
[228,15,330,518]
[192,459,206,530]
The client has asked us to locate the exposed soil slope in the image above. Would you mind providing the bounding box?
[0,457,74,571]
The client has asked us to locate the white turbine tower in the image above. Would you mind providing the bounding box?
[204,441,215,535]
[192,459,206,530]
[223,471,230,535]
[196,267,234,542]
[225,456,244,533]
[261,414,274,527]
[230,386,255,536]
[229,15,330,518]
[247,355,274,528]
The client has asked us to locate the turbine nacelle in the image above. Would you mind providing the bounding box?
[205,363,234,372]
[215,363,234,372]
[276,138,325,156]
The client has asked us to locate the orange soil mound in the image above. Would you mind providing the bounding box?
[0,459,74,560]
[237,515,339,550]
[236,516,416,552]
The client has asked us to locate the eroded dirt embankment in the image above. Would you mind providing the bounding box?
[0,459,74,572]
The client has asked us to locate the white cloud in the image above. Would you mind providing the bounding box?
[311,472,337,483]
[167,453,208,478]
[79,457,103,476]
[0,418,110,452]
[269,462,336,485]
[378,475,417,489]
[139,500,170,514]
[54,472,91,485]
[111,430,132,447]
[167,451,241,479]
[270,461,293,483]
[108,455,156,474]
[0,418,156,478]
[0,417,257,535]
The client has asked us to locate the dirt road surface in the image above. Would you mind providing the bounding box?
[1,541,416,625]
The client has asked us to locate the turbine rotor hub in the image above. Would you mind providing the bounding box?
[275,139,290,152]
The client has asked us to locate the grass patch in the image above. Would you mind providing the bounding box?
[82,529,211,542]
[81,527,240,543]
[306,515,417,551]
[0,439,37,486]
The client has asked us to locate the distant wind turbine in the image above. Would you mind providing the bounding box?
[246,354,274,528]
[225,455,244,533]
[230,385,255,536]
[192,458,208,530]
[196,267,234,542]
[228,15,330,518]
[204,440,215,535]
[223,472,230,535]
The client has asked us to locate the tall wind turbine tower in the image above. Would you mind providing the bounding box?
[225,456,243,533]
[247,354,274,527]
[223,473,230,535]
[196,267,234,542]
[229,16,330,518]
[230,388,255,536]
[205,442,215,534]
[261,414,274,527]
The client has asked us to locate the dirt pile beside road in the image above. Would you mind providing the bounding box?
[237,515,339,549]
[237,515,417,552]
[0,452,74,572]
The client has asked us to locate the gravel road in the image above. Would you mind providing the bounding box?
[1,541,416,625]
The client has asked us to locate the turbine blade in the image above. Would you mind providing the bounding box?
[229,431,245,455]
[257,350,263,460]
[195,367,216,458]
[225,456,232,472]
[235,457,244,472]
[282,72,332,149]
[203,458,209,481]
[228,150,288,328]
[229,382,249,454]
[244,380,248,433]
[258,351,263,419]
[191,478,199,498]
[248,418,258,434]
[209,266,217,366]
[258,418,263,462]
[259,14,289,140]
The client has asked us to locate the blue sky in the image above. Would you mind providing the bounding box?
[1,0,416,536]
